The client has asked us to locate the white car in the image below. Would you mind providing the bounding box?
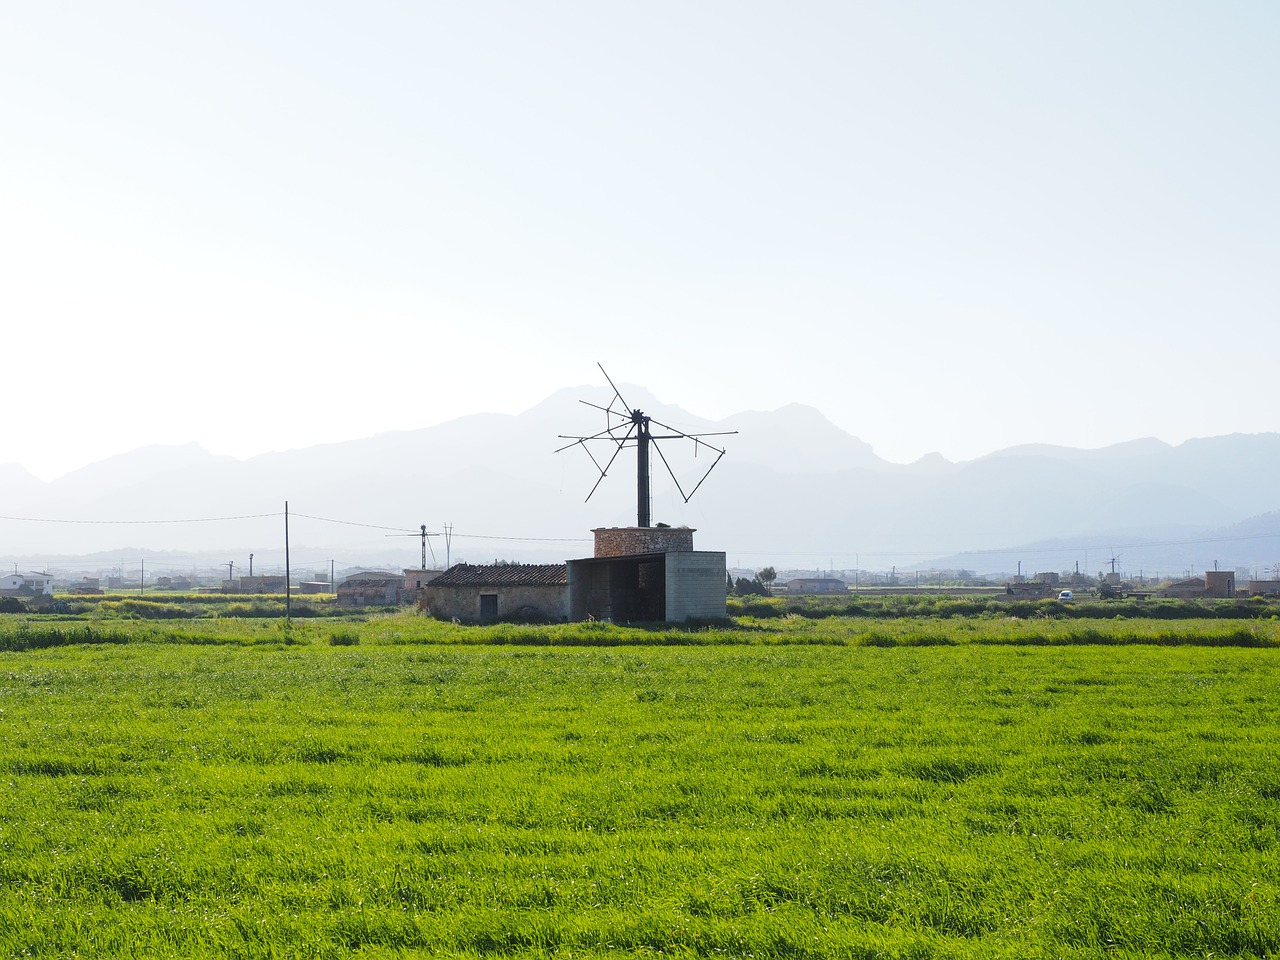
[1058,590,1073,602]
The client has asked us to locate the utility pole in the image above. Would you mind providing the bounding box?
[249,553,254,577]
[386,524,438,569]
[227,561,234,586]
[444,523,453,569]
[284,501,291,624]
[139,559,144,597]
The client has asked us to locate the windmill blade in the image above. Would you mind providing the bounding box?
[578,398,635,432]
[650,438,692,503]
[680,448,728,503]
[647,416,735,454]
[597,362,634,415]
[554,422,627,454]
[555,398,641,455]
[582,424,637,502]
[562,420,639,503]
[651,438,728,504]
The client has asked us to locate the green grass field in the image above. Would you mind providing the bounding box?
[1,631,1276,958]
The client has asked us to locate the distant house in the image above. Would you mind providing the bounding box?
[1247,579,1280,597]
[1160,577,1207,599]
[1158,571,1238,599]
[403,568,444,593]
[425,563,568,623]
[237,575,288,594]
[783,578,847,595]
[1005,580,1056,599]
[0,572,54,597]
[337,571,406,608]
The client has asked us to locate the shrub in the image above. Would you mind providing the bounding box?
[101,599,199,620]
[328,628,360,646]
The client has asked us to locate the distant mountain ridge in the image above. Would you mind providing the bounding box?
[1,387,1277,577]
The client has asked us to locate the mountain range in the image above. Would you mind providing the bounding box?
[2,386,1278,580]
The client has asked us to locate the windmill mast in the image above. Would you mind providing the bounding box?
[635,411,651,528]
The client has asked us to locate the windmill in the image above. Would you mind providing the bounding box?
[555,364,736,528]
[1107,552,1123,576]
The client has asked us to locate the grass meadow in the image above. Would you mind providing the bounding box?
[0,625,1276,958]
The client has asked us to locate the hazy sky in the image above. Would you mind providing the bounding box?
[3,2,1276,481]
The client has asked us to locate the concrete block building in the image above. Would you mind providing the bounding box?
[566,526,727,622]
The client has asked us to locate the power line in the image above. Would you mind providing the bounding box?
[451,533,592,543]
[289,513,416,533]
[0,508,591,545]
[0,512,280,525]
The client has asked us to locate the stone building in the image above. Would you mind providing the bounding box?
[337,571,406,607]
[1158,571,1239,599]
[404,568,443,595]
[425,563,568,622]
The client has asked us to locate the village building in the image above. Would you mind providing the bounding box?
[404,568,443,594]
[336,571,407,607]
[1005,579,1057,599]
[783,577,848,595]
[0,572,54,597]
[237,575,288,594]
[1158,571,1239,599]
[425,563,568,622]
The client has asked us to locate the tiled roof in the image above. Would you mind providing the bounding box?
[430,563,568,587]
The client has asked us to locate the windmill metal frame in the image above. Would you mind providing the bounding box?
[555,364,736,528]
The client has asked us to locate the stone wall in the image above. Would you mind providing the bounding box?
[427,583,568,622]
[337,580,403,607]
[593,526,695,558]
